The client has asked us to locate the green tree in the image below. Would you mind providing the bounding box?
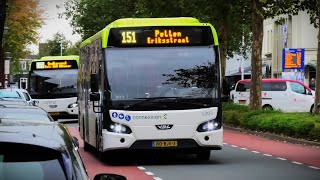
[4,0,43,74]
[39,33,70,57]
[61,0,137,39]
[300,0,320,114]
[64,41,81,56]
[247,0,301,110]
[63,0,252,78]
[135,0,252,78]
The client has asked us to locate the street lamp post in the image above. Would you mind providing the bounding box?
[60,40,63,56]
[4,51,11,88]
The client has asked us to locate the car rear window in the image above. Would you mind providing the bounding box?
[0,109,51,122]
[0,91,22,99]
[0,143,68,180]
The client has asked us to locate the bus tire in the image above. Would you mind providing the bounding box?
[196,150,211,161]
[83,141,90,151]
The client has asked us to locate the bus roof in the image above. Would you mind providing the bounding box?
[80,17,219,48]
[39,55,79,61]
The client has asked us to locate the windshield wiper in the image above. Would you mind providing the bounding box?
[122,97,181,109]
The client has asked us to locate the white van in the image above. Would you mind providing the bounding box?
[233,79,315,112]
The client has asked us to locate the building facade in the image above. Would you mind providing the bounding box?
[262,11,318,87]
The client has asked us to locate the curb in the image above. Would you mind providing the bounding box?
[224,125,320,148]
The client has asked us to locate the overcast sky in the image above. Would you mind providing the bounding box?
[28,0,81,55]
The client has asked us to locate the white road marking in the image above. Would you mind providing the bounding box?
[231,145,238,148]
[145,172,154,176]
[308,166,320,170]
[154,177,163,180]
[276,157,287,161]
[292,161,303,165]
[252,151,260,154]
[137,166,146,170]
[263,154,272,157]
[240,148,248,150]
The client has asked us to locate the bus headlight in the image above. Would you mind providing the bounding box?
[197,120,221,132]
[68,103,78,108]
[107,122,132,134]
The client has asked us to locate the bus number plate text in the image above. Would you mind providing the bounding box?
[152,141,177,147]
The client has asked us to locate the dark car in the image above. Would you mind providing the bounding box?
[0,104,54,122]
[0,121,126,180]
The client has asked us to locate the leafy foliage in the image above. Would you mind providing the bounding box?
[223,102,320,141]
[61,0,137,40]
[39,33,72,57]
[4,0,43,74]
[62,0,253,77]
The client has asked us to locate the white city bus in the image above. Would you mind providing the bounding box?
[78,18,223,161]
[28,56,79,120]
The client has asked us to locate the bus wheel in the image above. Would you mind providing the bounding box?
[83,141,90,151]
[262,105,273,111]
[196,150,211,161]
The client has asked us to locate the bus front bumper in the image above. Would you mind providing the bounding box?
[101,128,223,151]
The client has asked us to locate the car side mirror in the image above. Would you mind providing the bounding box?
[94,174,127,180]
[29,101,35,106]
[90,93,100,101]
[72,136,79,148]
[91,74,99,93]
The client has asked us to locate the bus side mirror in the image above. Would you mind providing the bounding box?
[90,93,100,101]
[91,74,99,93]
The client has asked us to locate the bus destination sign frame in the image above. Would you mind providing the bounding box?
[32,60,78,70]
[108,26,214,47]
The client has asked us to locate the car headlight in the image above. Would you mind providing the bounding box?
[107,122,132,134]
[197,119,221,132]
[68,103,78,108]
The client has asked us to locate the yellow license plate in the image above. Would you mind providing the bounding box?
[152,141,177,147]
[49,112,60,116]
[239,100,246,104]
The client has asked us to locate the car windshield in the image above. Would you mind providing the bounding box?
[0,143,67,180]
[0,109,52,122]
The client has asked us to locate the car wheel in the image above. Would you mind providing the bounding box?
[196,150,211,161]
[262,105,273,111]
[310,105,314,113]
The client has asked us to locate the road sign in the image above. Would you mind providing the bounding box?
[282,48,305,70]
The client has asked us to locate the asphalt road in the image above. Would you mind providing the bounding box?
[63,121,320,180]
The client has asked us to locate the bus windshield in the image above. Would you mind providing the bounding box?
[29,69,77,99]
[106,46,218,109]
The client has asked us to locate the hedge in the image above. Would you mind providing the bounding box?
[223,103,320,142]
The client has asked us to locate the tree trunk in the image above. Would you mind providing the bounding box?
[313,3,320,114]
[249,0,264,110]
[0,0,7,89]
[219,17,229,79]
[220,44,227,78]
